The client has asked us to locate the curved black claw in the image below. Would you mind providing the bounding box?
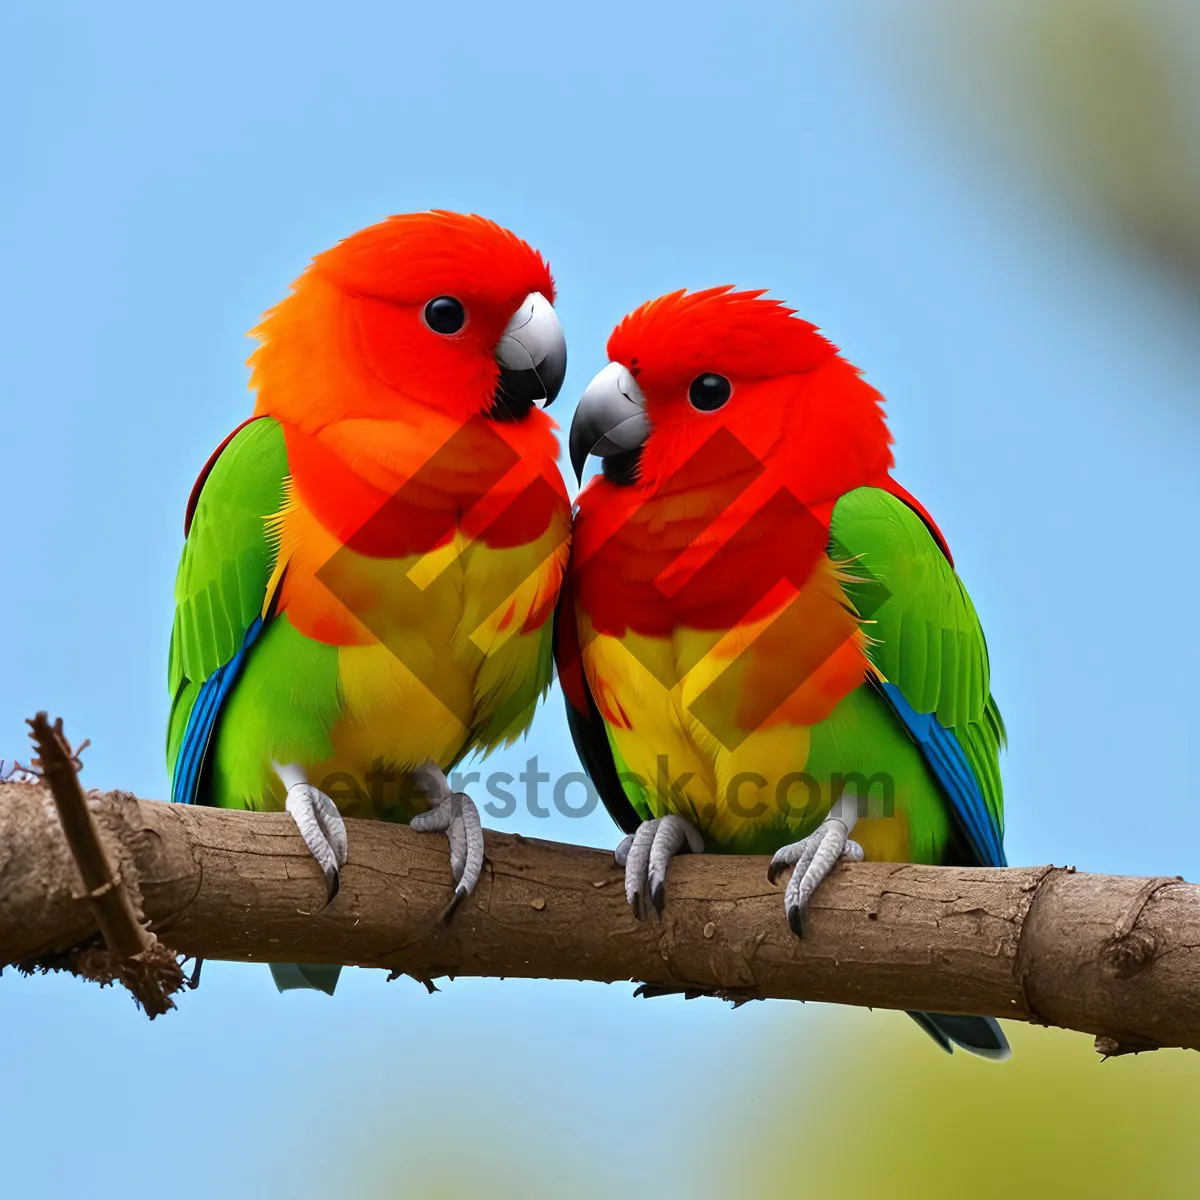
[412,791,486,917]
[768,818,864,938]
[616,815,704,919]
[285,783,350,903]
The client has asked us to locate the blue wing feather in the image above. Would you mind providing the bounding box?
[170,616,264,806]
[882,681,1011,1058]
[880,681,1006,868]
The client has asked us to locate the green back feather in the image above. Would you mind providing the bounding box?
[830,486,1005,844]
[166,418,288,779]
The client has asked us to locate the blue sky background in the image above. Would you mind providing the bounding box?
[3,3,1199,1196]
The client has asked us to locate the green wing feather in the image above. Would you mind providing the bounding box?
[166,417,289,786]
[829,486,1005,848]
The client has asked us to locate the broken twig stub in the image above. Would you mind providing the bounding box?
[17,714,185,1017]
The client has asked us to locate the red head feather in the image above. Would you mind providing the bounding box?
[249,211,556,430]
[566,288,954,649]
[608,286,833,383]
[604,287,893,506]
[218,211,567,561]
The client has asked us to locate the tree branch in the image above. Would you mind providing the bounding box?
[1,778,1197,1053]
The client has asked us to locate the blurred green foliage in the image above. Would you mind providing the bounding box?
[723,1014,1200,1198]
[889,0,1200,298]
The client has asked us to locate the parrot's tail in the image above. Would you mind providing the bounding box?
[907,1011,1010,1059]
[269,963,343,996]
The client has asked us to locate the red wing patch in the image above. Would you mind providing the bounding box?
[881,477,954,566]
[184,415,268,537]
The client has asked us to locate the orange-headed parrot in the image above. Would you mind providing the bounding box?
[168,211,570,992]
[558,286,1008,1057]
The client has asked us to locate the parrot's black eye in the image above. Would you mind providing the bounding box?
[688,372,732,412]
[423,296,466,335]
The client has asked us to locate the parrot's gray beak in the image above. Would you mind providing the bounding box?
[494,291,567,417]
[569,362,651,484]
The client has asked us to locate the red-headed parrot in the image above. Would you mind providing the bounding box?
[558,287,1008,1057]
[168,211,570,992]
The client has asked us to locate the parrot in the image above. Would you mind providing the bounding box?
[558,286,1009,1057]
[167,211,571,993]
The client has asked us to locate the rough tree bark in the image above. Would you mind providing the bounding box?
[1,778,1197,1054]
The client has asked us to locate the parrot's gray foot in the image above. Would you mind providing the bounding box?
[615,814,704,918]
[411,791,485,900]
[767,817,863,937]
[284,781,349,902]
